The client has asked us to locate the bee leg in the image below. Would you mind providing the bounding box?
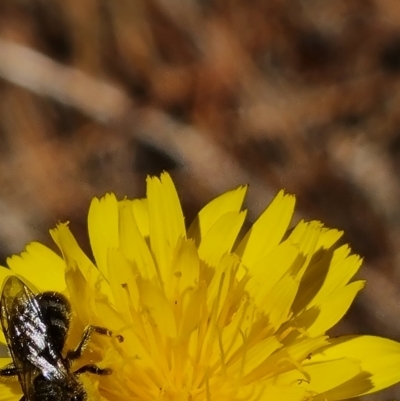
[74,364,112,376]
[0,363,17,377]
[66,325,121,362]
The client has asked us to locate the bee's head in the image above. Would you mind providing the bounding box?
[33,374,87,401]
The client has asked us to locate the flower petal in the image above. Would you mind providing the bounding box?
[197,211,247,266]
[118,200,156,280]
[138,278,177,339]
[229,336,283,378]
[236,190,295,270]
[0,382,20,401]
[88,194,119,280]
[303,358,362,396]
[6,242,65,292]
[246,241,299,302]
[51,223,114,303]
[294,245,362,313]
[309,335,400,399]
[0,359,21,401]
[188,185,247,245]
[147,173,186,284]
[166,237,200,302]
[0,267,12,291]
[131,199,149,238]
[295,281,365,336]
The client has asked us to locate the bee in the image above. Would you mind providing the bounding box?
[0,275,123,401]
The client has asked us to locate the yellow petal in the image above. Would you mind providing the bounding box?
[107,247,138,320]
[295,245,362,313]
[243,336,328,385]
[0,357,12,368]
[286,221,325,279]
[88,194,119,280]
[295,281,365,337]
[229,336,282,378]
[51,223,114,303]
[166,238,200,301]
[0,381,20,401]
[284,335,329,362]
[147,173,186,283]
[310,335,400,399]
[64,263,95,324]
[206,253,240,317]
[303,358,362,395]
[236,190,295,270]
[260,273,298,332]
[0,267,12,290]
[257,384,306,401]
[118,200,156,280]
[246,241,299,302]
[187,185,247,245]
[315,227,343,250]
[65,263,124,336]
[0,360,21,401]
[131,198,149,238]
[138,278,177,339]
[312,249,362,308]
[6,242,65,292]
[197,211,247,267]
[0,269,10,344]
[178,284,204,340]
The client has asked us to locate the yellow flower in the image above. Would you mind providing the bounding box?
[0,172,400,401]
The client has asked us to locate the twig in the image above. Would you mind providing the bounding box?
[0,38,130,123]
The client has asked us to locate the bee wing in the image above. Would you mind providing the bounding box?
[0,276,66,400]
[0,276,41,399]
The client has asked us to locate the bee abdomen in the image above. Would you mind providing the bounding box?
[35,292,71,353]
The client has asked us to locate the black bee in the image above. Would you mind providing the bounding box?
[0,275,123,401]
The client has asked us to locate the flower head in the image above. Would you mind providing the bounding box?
[0,172,400,401]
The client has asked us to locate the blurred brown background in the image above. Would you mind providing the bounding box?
[0,0,399,398]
